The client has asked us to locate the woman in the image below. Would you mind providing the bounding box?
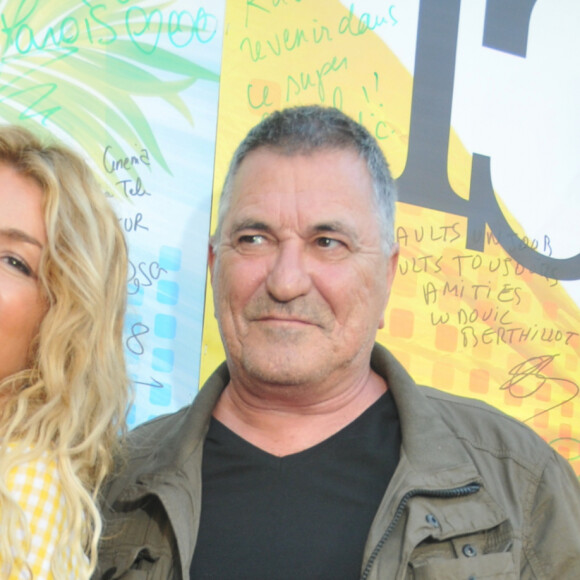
[0,125,129,578]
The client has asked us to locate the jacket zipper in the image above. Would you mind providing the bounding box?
[359,482,481,580]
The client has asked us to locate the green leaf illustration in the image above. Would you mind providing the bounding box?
[0,0,220,196]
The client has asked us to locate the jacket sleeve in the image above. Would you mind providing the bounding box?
[94,492,180,579]
[522,450,580,579]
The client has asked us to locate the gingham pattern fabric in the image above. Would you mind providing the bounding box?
[6,451,87,579]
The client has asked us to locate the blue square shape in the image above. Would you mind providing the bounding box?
[154,314,177,339]
[159,246,182,271]
[152,348,174,372]
[127,287,144,306]
[157,280,179,305]
[149,382,172,406]
[123,313,142,334]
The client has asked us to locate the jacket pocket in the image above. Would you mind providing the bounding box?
[411,552,516,579]
[407,520,517,579]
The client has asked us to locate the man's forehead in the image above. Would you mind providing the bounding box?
[221,148,381,244]
[232,151,367,197]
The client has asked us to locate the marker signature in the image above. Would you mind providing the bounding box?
[500,354,579,422]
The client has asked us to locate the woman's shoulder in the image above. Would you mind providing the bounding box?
[7,446,63,513]
[4,444,89,578]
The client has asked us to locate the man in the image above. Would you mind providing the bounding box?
[96,106,580,579]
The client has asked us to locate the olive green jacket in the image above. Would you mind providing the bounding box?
[95,345,580,579]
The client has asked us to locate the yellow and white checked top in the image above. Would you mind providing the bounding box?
[4,450,88,579]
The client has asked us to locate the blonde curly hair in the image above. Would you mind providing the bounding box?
[0,125,129,577]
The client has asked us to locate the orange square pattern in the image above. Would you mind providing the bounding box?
[532,411,549,430]
[389,309,414,339]
[435,325,458,352]
[561,403,574,419]
[504,388,522,407]
[432,361,455,390]
[469,369,490,395]
[559,423,572,439]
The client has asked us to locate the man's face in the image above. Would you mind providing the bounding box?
[209,147,398,390]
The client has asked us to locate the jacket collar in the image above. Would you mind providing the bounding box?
[371,345,479,485]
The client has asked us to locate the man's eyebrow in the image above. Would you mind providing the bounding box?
[229,220,272,235]
[0,227,44,249]
[311,221,359,241]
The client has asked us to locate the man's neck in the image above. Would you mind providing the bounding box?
[212,368,387,457]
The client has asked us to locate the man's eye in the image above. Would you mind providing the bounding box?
[3,255,32,276]
[316,237,342,249]
[237,234,266,245]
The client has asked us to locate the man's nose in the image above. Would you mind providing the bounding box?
[265,240,312,302]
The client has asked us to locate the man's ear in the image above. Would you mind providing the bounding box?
[208,241,217,281]
[378,244,399,330]
[386,243,399,288]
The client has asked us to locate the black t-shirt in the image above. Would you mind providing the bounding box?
[190,390,401,580]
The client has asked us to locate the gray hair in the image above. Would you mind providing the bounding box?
[212,105,397,254]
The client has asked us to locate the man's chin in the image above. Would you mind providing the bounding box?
[239,348,326,388]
